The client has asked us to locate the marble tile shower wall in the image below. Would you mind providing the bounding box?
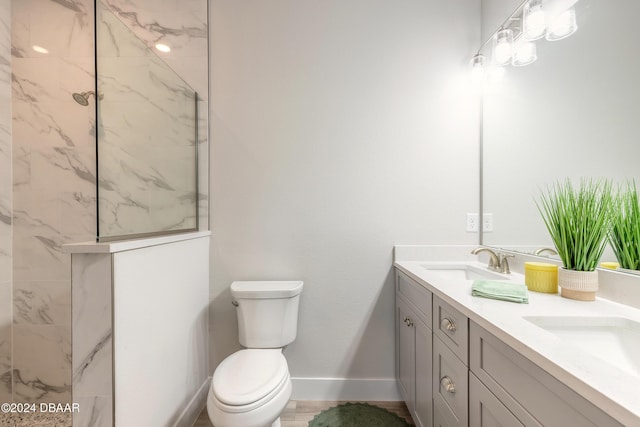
[0,0,11,405]
[11,0,96,403]
[6,0,208,404]
[97,2,200,237]
[101,0,209,232]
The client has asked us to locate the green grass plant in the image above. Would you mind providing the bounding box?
[536,178,612,271]
[609,180,640,270]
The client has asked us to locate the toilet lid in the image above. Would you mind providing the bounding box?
[213,349,288,406]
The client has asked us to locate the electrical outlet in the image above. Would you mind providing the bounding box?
[466,213,479,232]
[483,213,494,232]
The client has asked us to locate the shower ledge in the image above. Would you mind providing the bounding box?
[62,230,211,254]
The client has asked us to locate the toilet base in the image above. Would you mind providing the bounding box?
[271,418,281,427]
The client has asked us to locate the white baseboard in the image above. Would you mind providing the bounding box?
[173,377,211,427]
[291,377,401,401]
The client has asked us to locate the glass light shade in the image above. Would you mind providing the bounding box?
[493,28,513,66]
[546,7,578,41]
[523,0,546,41]
[470,54,485,85]
[512,40,537,66]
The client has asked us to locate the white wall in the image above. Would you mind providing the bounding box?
[209,0,481,398]
[113,236,210,426]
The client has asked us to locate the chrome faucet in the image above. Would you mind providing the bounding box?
[471,247,513,274]
[470,247,500,271]
[534,247,558,256]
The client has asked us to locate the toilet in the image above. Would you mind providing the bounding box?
[208,280,303,427]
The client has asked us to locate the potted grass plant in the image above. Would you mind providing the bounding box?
[536,178,612,301]
[609,180,640,271]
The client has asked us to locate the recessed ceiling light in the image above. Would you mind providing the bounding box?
[155,43,171,53]
[32,45,49,54]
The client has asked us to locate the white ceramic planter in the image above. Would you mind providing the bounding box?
[558,268,598,301]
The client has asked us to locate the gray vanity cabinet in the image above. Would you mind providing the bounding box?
[396,271,433,427]
[395,266,625,427]
[469,373,524,427]
[469,322,623,427]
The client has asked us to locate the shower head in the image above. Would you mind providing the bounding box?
[72,91,101,106]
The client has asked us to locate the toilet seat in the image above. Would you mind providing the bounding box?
[212,349,289,413]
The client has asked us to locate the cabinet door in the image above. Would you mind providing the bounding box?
[414,314,433,427]
[470,322,622,427]
[434,405,456,427]
[470,373,524,427]
[397,297,415,411]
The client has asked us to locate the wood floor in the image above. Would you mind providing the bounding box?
[193,400,414,426]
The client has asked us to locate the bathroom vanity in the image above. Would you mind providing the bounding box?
[394,246,640,427]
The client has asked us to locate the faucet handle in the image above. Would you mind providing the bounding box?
[498,254,514,274]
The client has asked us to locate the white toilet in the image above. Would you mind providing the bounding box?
[208,280,303,427]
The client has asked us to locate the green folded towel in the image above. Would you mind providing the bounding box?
[472,280,529,304]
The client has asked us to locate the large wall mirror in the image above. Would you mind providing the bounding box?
[481,0,639,259]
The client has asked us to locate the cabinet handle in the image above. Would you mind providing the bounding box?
[440,376,456,394]
[440,317,456,332]
[406,318,413,327]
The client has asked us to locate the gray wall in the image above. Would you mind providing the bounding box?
[209,0,481,395]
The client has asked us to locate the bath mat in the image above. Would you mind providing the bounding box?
[308,402,412,427]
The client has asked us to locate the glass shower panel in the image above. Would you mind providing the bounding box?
[96,1,197,241]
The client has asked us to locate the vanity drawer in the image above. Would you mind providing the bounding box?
[396,270,432,325]
[470,322,623,427]
[433,335,468,427]
[433,295,468,364]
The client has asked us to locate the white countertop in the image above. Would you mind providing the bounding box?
[394,259,640,426]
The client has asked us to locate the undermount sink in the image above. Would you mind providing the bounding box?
[524,316,640,377]
[421,263,508,281]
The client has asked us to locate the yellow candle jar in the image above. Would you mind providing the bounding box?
[524,262,558,293]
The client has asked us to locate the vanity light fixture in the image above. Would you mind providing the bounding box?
[512,39,537,66]
[523,0,546,41]
[493,28,514,66]
[546,7,578,41]
[471,0,580,81]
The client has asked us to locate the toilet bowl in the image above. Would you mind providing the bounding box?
[208,281,303,427]
[208,349,292,427]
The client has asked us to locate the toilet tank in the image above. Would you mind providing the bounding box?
[231,281,303,348]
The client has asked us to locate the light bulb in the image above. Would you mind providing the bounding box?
[523,0,546,41]
[546,7,578,41]
[493,28,513,66]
